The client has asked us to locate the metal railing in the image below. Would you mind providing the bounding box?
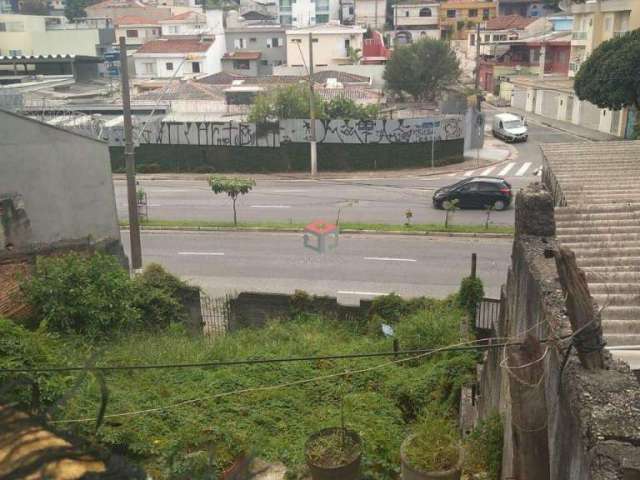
[572,31,588,41]
[475,298,500,332]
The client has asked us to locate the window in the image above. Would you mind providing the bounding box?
[405,10,409,17]
[604,16,612,32]
[447,9,456,18]
[152,28,160,35]
[344,38,350,53]
[168,25,177,33]
[267,37,282,48]
[482,8,490,20]
[250,37,257,42]
[166,62,173,70]
[349,6,353,14]
[234,38,246,48]
[143,62,155,74]
[495,34,507,41]
[233,60,250,69]
[484,34,490,42]
[126,29,138,38]
[419,7,431,17]
[470,33,475,46]
[468,9,477,18]
[260,59,268,65]
[191,61,200,73]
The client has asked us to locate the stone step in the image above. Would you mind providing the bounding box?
[557,220,640,230]
[577,257,640,267]
[593,293,640,307]
[609,349,640,370]
[555,211,640,221]
[603,320,640,334]
[556,205,640,215]
[602,306,640,320]
[564,193,640,202]
[558,233,640,243]
[603,333,640,346]
[585,271,640,282]
[582,265,640,274]
[558,226,640,235]
[561,240,640,250]
[589,283,640,294]
[574,247,640,258]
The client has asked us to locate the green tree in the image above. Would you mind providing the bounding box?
[324,96,379,119]
[384,38,460,102]
[574,29,640,137]
[347,46,362,65]
[64,0,89,20]
[248,83,325,123]
[208,176,256,226]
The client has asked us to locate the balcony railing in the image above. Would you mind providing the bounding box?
[569,62,581,73]
[572,31,587,40]
[613,30,629,38]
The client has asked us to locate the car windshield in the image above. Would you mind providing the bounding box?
[504,120,523,129]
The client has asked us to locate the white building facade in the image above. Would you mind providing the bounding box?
[286,22,364,67]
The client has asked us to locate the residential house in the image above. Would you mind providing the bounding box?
[132,36,221,78]
[221,51,263,76]
[278,0,339,27]
[498,0,551,18]
[468,15,537,56]
[392,0,439,44]
[286,22,364,67]
[85,0,173,22]
[439,0,497,40]
[362,29,390,64]
[114,16,161,47]
[0,14,114,58]
[224,12,286,75]
[568,0,640,78]
[355,0,386,29]
[159,11,207,36]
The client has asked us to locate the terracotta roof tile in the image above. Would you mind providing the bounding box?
[135,38,213,54]
[114,15,159,25]
[485,15,536,31]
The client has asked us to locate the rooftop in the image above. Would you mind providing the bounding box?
[134,80,225,101]
[222,51,262,60]
[134,38,213,54]
[197,70,370,86]
[114,15,159,25]
[485,15,536,31]
[159,11,206,23]
[286,22,365,35]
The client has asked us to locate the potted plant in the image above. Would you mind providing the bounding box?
[304,427,362,480]
[400,414,461,480]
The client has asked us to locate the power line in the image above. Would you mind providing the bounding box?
[0,340,516,374]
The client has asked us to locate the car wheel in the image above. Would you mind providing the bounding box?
[493,200,506,211]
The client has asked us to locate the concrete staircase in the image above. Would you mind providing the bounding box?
[542,142,640,370]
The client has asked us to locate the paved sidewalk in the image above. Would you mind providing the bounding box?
[486,103,620,142]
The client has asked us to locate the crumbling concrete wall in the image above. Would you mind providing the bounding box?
[477,183,640,480]
[0,110,122,259]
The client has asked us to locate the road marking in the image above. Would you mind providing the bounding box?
[515,162,532,176]
[269,189,306,193]
[480,166,496,176]
[498,162,516,176]
[178,252,225,256]
[338,290,388,296]
[250,205,292,209]
[463,170,475,177]
[447,172,457,177]
[364,256,417,262]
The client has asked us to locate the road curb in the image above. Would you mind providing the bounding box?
[121,225,513,239]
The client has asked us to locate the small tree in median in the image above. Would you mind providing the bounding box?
[208,176,256,226]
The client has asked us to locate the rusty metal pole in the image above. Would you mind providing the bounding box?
[119,36,142,271]
[471,253,477,278]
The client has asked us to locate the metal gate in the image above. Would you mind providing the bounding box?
[200,293,232,337]
[475,297,500,332]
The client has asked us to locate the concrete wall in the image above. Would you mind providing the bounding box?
[476,183,640,480]
[0,110,121,253]
[286,30,364,67]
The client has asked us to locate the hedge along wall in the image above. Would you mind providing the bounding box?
[109,139,464,173]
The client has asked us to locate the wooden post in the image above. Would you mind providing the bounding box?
[554,247,605,370]
[393,338,399,358]
[471,253,477,278]
[506,335,550,480]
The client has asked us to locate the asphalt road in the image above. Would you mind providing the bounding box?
[114,118,585,227]
[123,230,512,301]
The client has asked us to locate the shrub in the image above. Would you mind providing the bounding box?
[368,294,434,325]
[395,304,464,353]
[0,316,70,407]
[464,412,503,480]
[137,163,162,173]
[133,264,191,329]
[403,409,459,472]
[458,276,484,321]
[20,252,140,340]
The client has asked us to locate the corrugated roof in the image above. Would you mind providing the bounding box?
[485,15,536,31]
[135,38,213,54]
[134,80,225,101]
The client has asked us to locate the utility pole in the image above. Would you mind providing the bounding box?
[308,32,317,176]
[119,36,142,271]
[474,22,482,111]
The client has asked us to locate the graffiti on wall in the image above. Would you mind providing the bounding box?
[62,115,465,147]
[280,117,464,144]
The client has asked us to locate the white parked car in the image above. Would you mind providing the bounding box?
[492,113,528,143]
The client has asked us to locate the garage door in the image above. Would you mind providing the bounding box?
[541,90,559,119]
[512,89,527,110]
[580,101,601,131]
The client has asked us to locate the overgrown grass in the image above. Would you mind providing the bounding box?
[10,304,474,479]
[119,219,514,235]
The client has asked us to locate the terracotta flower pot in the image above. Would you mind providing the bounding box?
[305,427,362,480]
[400,434,461,480]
